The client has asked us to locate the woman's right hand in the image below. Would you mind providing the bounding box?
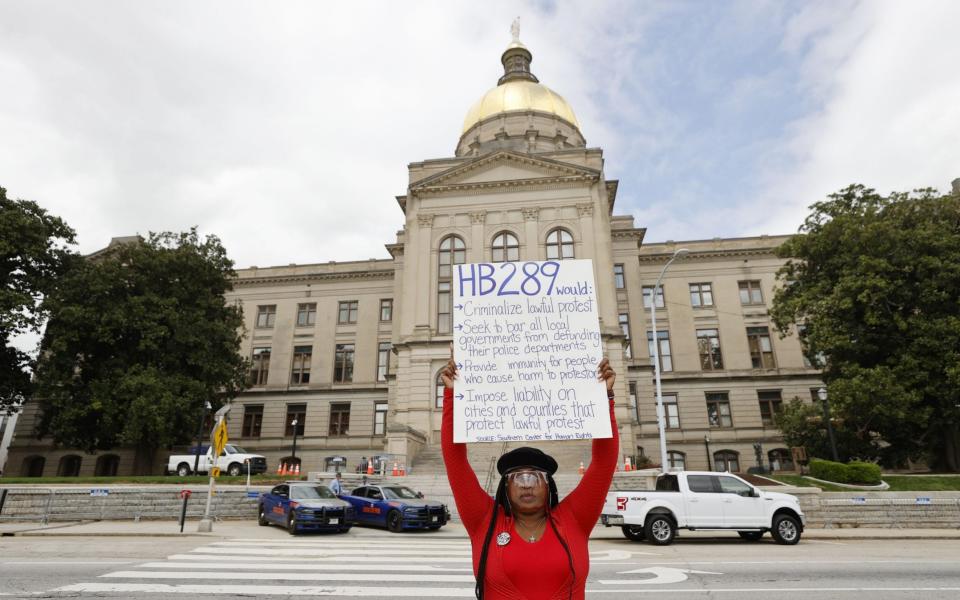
[440,358,458,389]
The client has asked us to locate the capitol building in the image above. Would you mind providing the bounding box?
[7,34,824,478]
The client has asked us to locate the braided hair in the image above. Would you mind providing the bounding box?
[474,473,575,600]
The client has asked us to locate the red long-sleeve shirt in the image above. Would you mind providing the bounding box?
[441,386,619,599]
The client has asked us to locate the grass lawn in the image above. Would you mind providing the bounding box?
[882,475,960,491]
[768,473,960,492]
[767,474,847,491]
[0,474,310,485]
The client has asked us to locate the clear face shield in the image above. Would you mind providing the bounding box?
[506,469,548,489]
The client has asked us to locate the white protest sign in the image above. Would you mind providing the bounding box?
[452,259,609,443]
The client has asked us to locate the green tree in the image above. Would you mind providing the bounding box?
[0,187,77,413]
[34,229,249,474]
[774,398,876,463]
[772,185,960,471]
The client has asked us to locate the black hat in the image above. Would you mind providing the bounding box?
[496,447,558,476]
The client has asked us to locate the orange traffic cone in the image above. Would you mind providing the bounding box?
[276,462,283,475]
[625,457,633,472]
[578,461,585,476]
[367,460,374,476]
[281,463,288,476]
[399,464,406,476]
[392,462,399,476]
[293,463,300,476]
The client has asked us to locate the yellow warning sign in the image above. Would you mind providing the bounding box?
[212,419,228,458]
[210,467,221,477]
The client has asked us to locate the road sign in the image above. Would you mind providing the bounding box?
[212,419,228,457]
[210,467,221,477]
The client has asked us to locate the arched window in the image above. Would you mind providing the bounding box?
[438,236,466,334]
[667,451,686,471]
[713,450,740,473]
[768,448,794,472]
[58,455,82,477]
[435,371,446,409]
[491,231,519,262]
[22,455,45,477]
[95,454,120,476]
[545,228,574,260]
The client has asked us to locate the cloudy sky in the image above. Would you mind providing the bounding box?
[2,0,959,270]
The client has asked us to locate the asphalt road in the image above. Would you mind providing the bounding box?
[2,527,959,599]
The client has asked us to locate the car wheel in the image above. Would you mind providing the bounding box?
[621,525,646,542]
[738,531,764,541]
[644,514,676,546]
[258,505,269,526]
[386,510,403,533]
[339,526,352,533]
[177,463,191,477]
[771,514,801,545]
[228,463,242,477]
[287,513,300,535]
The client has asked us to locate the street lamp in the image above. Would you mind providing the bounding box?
[703,434,712,471]
[817,387,840,462]
[290,418,300,465]
[192,400,213,475]
[651,248,689,472]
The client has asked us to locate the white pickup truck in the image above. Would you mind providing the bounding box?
[167,444,268,477]
[601,471,805,545]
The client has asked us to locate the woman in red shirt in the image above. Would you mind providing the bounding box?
[440,357,619,600]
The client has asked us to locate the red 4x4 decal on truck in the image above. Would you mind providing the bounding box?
[616,497,628,511]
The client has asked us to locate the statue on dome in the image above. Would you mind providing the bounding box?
[511,17,520,42]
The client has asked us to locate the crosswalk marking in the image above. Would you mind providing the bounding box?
[169,553,473,564]
[54,583,477,596]
[190,546,472,556]
[101,570,476,583]
[139,561,473,572]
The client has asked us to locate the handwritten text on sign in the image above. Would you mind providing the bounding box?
[453,259,609,443]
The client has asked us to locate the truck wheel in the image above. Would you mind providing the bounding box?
[176,463,191,477]
[258,505,270,526]
[738,531,764,541]
[287,513,300,535]
[228,463,242,477]
[386,510,404,533]
[771,514,801,545]
[621,525,645,542]
[644,514,676,546]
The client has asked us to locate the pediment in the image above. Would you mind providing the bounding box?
[410,151,600,192]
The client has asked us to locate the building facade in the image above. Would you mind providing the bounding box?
[5,36,822,477]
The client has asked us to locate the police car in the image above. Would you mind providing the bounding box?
[340,484,449,532]
[258,482,355,535]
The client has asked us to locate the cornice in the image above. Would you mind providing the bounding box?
[233,269,394,287]
[606,180,619,212]
[637,247,778,263]
[413,174,596,197]
[411,150,600,192]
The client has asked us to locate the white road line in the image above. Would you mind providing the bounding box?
[54,583,476,596]
[805,540,847,545]
[169,553,473,563]
[644,559,960,566]
[101,570,476,583]
[1,561,134,565]
[190,546,471,557]
[584,588,960,594]
[226,538,465,545]
[209,541,469,550]
[138,561,472,572]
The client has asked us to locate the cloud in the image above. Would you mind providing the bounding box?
[746,0,960,236]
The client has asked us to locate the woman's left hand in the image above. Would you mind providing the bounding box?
[597,357,615,391]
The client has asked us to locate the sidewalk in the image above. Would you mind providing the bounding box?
[3,518,959,540]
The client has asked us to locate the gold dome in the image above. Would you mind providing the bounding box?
[461,79,581,135]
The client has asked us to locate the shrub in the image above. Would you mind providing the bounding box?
[846,461,882,485]
[809,458,882,485]
[810,458,849,483]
